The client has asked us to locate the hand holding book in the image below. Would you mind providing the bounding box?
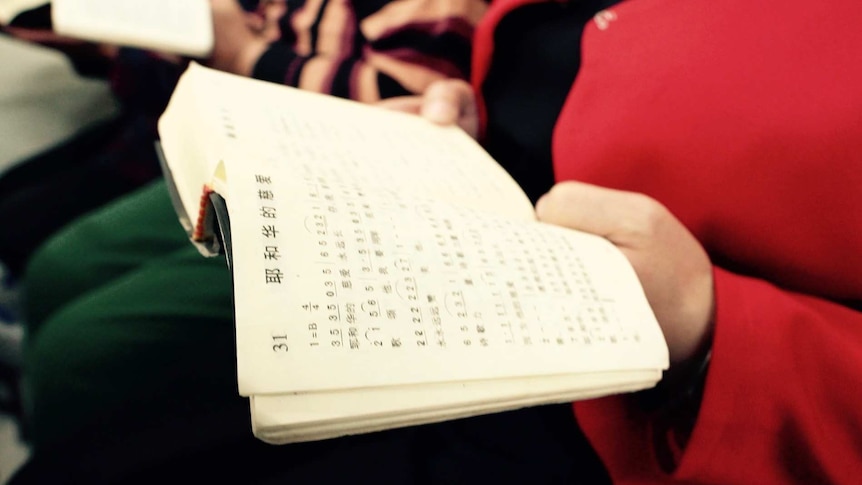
[156,63,670,444]
[384,77,715,368]
[377,79,481,139]
[535,182,715,367]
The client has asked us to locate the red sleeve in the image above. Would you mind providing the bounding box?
[575,266,862,484]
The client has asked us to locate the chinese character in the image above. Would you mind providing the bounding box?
[264,246,280,260]
[265,268,284,284]
[258,190,275,200]
[255,175,272,184]
[262,225,279,238]
[260,206,277,218]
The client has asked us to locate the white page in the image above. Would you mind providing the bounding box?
[250,369,660,428]
[157,69,219,244]
[52,0,213,57]
[157,64,668,400]
[227,171,667,395]
[181,63,537,221]
[250,372,658,444]
[158,63,535,245]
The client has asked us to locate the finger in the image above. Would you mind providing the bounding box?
[259,0,286,40]
[376,96,423,116]
[420,79,475,126]
[535,181,660,247]
[246,12,266,33]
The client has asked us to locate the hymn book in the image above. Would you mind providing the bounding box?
[156,62,669,445]
[51,0,213,57]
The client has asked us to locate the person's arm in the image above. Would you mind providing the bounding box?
[573,271,862,483]
[210,0,488,100]
[532,182,862,483]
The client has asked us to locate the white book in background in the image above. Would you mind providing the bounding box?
[156,62,670,445]
[0,0,47,24]
[52,0,213,57]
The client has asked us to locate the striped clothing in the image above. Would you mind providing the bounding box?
[254,0,488,102]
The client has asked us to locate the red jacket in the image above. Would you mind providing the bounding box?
[473,0,862,482]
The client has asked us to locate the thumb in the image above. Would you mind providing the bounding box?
[535,181,651,248]
[375,95,423,116]
[420,79,478,138]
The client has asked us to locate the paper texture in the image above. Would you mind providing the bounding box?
[52,0,213,57]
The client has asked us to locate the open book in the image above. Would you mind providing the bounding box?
[157,62,669,445]
[50,0,213,57]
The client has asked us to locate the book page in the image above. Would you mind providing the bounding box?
[52,0,213,57]
[157,64,668,398]
[226,171,668,395]
[180,63,536,221]
[250,370,660,444]
[158,63,535,248]
[0,0,46,24]
[158,75,211,241]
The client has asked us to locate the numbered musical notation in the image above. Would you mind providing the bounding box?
[160,63,666,419]
[248,174,643,357]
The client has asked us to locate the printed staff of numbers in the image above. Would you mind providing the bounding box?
[254,174,284,286]
[297,182,640,356]
[425,204,640,349]
[300,182,431,353]
[463,214,633,348]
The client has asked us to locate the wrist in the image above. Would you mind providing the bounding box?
[640,337,713,472]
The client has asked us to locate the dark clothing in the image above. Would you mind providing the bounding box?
[483,0,621,203]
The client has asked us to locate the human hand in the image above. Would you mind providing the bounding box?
[208,0,273,76]
[376,79,479,139]
[536,181,715,367]
[250,0,286,42]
